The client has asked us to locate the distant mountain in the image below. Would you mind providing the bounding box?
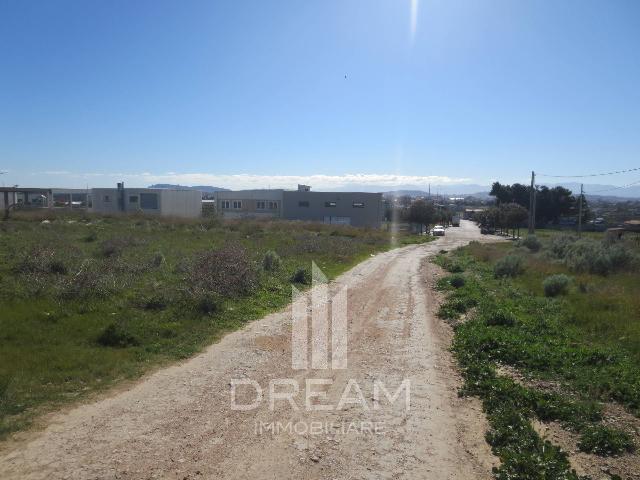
[148,184,229,192]
[333,184,493,195]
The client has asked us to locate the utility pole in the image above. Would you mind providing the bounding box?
[528,171,536,234]
[578,183,583,236]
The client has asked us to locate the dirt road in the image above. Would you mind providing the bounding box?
[0,220,500,479]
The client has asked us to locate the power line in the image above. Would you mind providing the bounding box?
[537,166,640,178]
[584,178,640,195]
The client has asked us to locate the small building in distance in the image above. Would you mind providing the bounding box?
[213,185,384,228]
[90,183,202,218]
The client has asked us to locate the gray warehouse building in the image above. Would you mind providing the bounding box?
[90,183,202,218]
[214,185,383,228]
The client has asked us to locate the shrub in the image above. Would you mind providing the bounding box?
[290,267,311,285]
[548,234,577,258]
[543,274,571,297]
[194,293,219,314]
[262,250,281,271]
[449,274,466,288]
[57,259,124,300]
[578,425,635,456]
[521,235,541,252]
[550,237,635,275]
[189,245,257,297]
[97,323,139,348]
[484,308,517,327]
[494,255,524,278]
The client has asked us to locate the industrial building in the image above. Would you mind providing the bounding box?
[213,185,384,228]
[211,189,283,219]
[90,183,202,218]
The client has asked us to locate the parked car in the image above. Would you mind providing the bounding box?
[432,225,445,236]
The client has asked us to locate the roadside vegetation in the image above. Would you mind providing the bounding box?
[0,211,431,439]
[434,232,640,479]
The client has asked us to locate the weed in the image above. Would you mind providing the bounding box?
[484,308,517,327]
[578,425,635,456]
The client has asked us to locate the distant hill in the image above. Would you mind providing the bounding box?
[148,184,229,192]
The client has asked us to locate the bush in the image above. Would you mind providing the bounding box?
[548,234,577,258]
[84,230,98,242]
[449,274,466,288]
[494,255,524,278]
[578,425,635,456]
[57,259,119,300]
[194,293,219,314]
[97,323,139,348]
[549,236,635,275]
[189,245,257,297]
[262,250,281,271]
[521,235,541,252]
[543,274,571,297]
[290,267,311,284]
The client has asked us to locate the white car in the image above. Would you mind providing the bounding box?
[432,225,445,236]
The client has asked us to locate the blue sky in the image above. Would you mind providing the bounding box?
[1,0,639,190]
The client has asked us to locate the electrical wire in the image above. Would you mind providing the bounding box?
[537,166,640,178]
[584,178,640,194]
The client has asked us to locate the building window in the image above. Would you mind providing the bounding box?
[352,202,365,208]
[256,201,266,210]
[140,193,159,209]
[129,195,139,203]
[233,200,242,209]
[298,201,310,207]
[269,201,278,210]
[221,200,230,209]
[104,195,111,202]
[325,201,337,207]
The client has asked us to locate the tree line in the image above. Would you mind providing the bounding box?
[490,182,590,225]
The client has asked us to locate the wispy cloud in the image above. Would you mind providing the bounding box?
[410,0,419,44]
[36,171,473,190]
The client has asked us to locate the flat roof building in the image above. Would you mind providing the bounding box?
[213,186,384,228]
[90,183,202,218]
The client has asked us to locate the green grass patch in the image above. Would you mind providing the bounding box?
[437,233,640,476]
